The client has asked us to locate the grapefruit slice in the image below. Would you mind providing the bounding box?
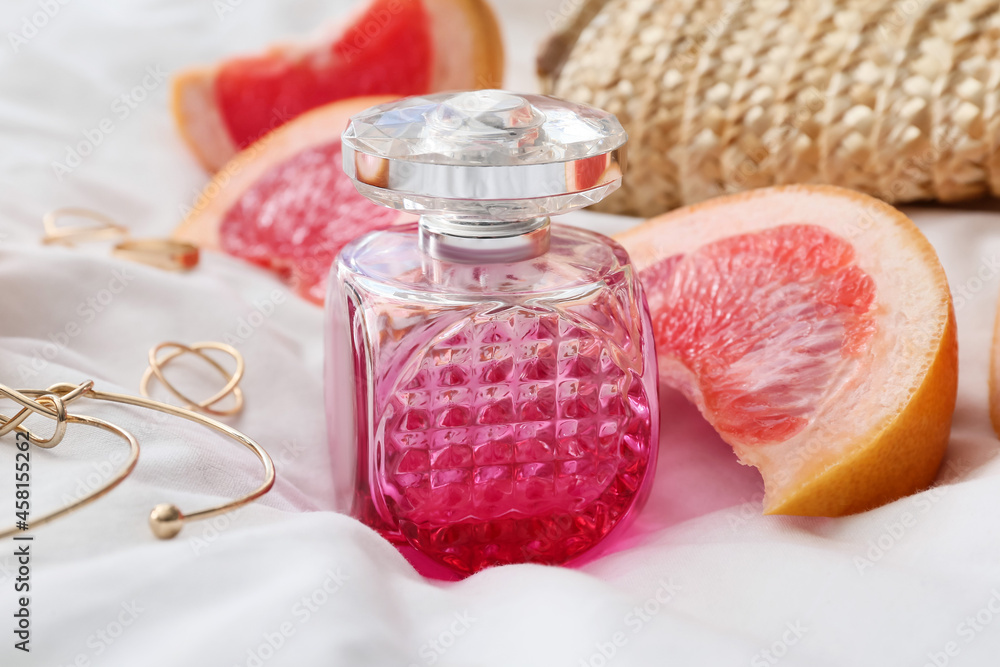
[617,185,958,516]
[173,0,503,171]
[175,96,410,304]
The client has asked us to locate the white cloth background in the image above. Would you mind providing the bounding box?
[1,1,1000,665]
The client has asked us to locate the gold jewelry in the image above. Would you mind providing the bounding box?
[0,380,274,539]
[0,396,139,540]
[140,342,245,416]
[42,207,129,247]
[112,238,200,272]
[42,207,200,271]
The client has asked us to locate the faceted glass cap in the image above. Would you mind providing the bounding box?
[341,90,628,222]
[343,89,626,166]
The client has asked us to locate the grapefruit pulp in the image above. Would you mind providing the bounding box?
[175,96,411,304]
[172,0,503,171]
[617,185,958,516]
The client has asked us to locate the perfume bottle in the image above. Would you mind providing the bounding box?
[326,90,659,576]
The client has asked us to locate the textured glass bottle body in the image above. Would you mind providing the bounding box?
[326,222,659,575]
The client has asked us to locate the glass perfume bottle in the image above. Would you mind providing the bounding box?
[326,90,659,576]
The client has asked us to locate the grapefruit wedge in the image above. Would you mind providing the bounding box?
[617,185,958,516]
[173,0,503,171]
[175,96,410,304]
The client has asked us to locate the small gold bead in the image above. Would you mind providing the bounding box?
[149,503,184,539]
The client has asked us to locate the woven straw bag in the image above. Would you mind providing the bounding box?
[538,0,1000,216]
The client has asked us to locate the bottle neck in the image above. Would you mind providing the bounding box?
[418,215,551,263]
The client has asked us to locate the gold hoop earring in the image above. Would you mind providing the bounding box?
[0,380,274,539]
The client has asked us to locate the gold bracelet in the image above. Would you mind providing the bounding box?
[0,389,138,539]
[0,380,274,539]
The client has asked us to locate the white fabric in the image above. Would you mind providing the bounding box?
[1,1,1000,665]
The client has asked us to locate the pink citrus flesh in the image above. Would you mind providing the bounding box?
[215,0,433,150]
[217,141,399,304]
[643,223,877,445]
